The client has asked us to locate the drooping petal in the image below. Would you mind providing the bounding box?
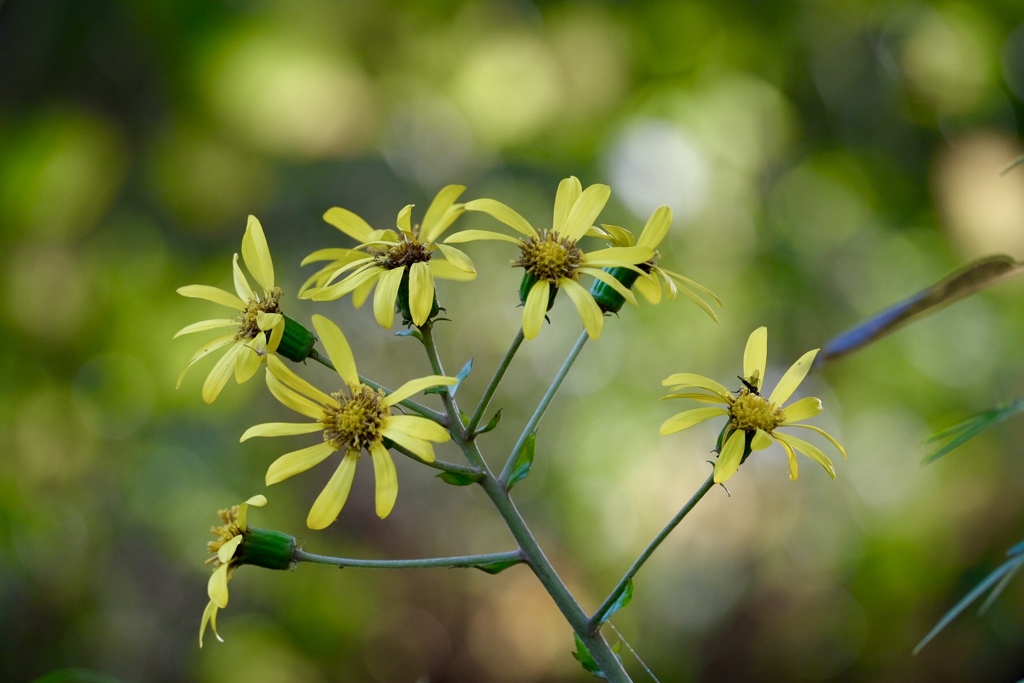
[659,407,729,435]
[552,176,583,234]
[373,266,405,329]
[522,280,550,340]
[232,254,255,302]
[561,278,603,339]
[779,437,799,480]
[306,451,359,530]
[408,261,434,326]
[714,429,747,483]
[199,600,221,647]
[396,204,413,234]
[768,348,819,406]
[434,243,475,274]
[660,267,723,306]
[208,564,230,608]
[266,368,328,420]
[670,277,720,322]
[267,353,336,407]
[743,327,768,389]
[177,285,246,311]
[638,206,672,249]
[323,206,377,242]
[633,273,662,304]
[234,337,264,383]
[266,441,336,485]
[784,424,847,459]
[580,246,653,268]
[242,215,275,291]
[217,534,243,564]
[560,183,611,242]
[385,432,436,462]
[174,319,239,338]
[383,413,451,443]
[266,322,284,353]
[751,428,773,450]
[202,341,245,403]
[463,199,537,237]
[443,229,525,246]
[384,375,457,406]
[370,441,398,519]
[782,396,823,423]
[310,315,360,388]
[660,372,732,400]
[300,247,357,266]
[237,495,267,530]
[310,264,382,302]
[774,432,836,479]
[580,267,638,306]
[240,422,324,441]
[430,259,478,281]
[597,223,635,247]
[420,185,466,243]
[352,278,375,307]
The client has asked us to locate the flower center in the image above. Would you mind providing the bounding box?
[515,231,582,282]
[373,234,431,270]
[730,390,783,433]
[237,287,283,340]
[321,385,390,452]
[206,506,243,566]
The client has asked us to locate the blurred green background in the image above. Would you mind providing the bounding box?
[3,0,1024,681]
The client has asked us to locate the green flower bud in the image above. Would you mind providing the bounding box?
[277,316,317,362]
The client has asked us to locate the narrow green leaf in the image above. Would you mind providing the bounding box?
[436,471,483,486]
[474,558,522,574]
[571,634,605,678]
[601,579,634,623]
[476,409,503,435]
[923,396,1024,463]
[449,358,473,397]
[507,431,536,490]
[395,328,423,342]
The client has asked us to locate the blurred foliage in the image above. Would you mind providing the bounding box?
[2,0,1024,681]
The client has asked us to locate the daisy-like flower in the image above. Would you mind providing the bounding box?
[590,206,722,320]
[660,327,845,484]
[200,495,296,647]
[445,176,654,340]
[176,216,315,403]
[301,185,476,328]
[241,315,456,528]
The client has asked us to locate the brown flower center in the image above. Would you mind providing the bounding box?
[322,385,390,452]
[372,234,431,270]
[236,287,283,340]
[206,506,243,566]
[515,231,583,282]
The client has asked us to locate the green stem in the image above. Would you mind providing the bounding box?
[294,548,524,570]
[467,328,525,434]
[589,473,716,632]
[498,330,589,486]
[308,347,443,423]
[418,321,630,682]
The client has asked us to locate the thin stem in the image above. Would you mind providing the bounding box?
[498,329,589,485]
[308,347,443,423]
[589,473,716,632]
[467,328,525,434]
[389,440,481,477]
[294,548,524,570]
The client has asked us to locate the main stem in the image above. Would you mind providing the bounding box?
[294,548,523,570]
[590,473,716,632]
[419,322,631,682]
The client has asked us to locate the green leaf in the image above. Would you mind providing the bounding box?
[394,328,424,342]
[436,471,483,486]
[450,358,473,397]
[571,634,605,678]
[474,558,522,574]
[476,409,503,435]
[923,396,1024,463]
[600,579,634,624]
[507,431,536,490]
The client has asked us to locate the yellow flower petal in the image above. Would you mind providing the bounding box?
[434,243,475,274]
[768,348,819,406]
[177,334,236,389]
[561,278,603,339]
[370,441,398,519]
[430,259,478,281]
[597,223,635,246]
[661,373,732,400]
[383,413,451,443]
[266,441,336,485]
[420,185,466,243]
[237,495,267,530]
[256,311,283,331]
[464,198,537,237]
[638,206,671,249]
[552,176,583,235]
[661,391,730,404]
[310,264,382,302]
[522,280,550,340]
[784,423,847,459]
[352,278,375,307]
[300,247,357,266]
[202,341,245,403]
[266,367,327,420]
[310,315,360,388]
[177,285,245,311]
[232,253,255,302]
[174,319,238,338]
[714,429,746,483]
[633,273,662,304]
[384,375,456,406]
[409,261,434,326]
[397,204,413,233]
[199,600,220,647]
[323,206,376,242]
[774,432,836,479]
[580,245,653,268]
[208,563,230,608]
[560,183,610,242]
[242,215,275,292]
[751,428,773,450]
[217,534,243,564]
[743,327,768,390]
[267,353,336,407]
[234,337,264,383]
[373,266,404,329]
[659,407,729,435]
[670,277,720,322]
[782,396,823,423]
[779,437,799,480]
[306,451,359,530]
[240,421,324,441]
[443,228,525,246]
[580,267,638,306]
[383,432,436,463]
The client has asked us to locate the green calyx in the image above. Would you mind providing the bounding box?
[589,266,641,314]
[235,527,297,571]
[277,316,317,362]
[518,272,558,310]
[396,269,440,326]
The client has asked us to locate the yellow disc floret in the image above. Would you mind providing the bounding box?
[322,385,390,452]
[236,287,283,341]
[515,231,583,282]
[730,389,784,433]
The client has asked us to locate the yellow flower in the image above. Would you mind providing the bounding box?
[241,315,456,528]
[301,185,476,328]
[176,216,288,403]
[660,327,845,484]
[593,206,721,320]
[200,494,267,647]
[445,176,654,340]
